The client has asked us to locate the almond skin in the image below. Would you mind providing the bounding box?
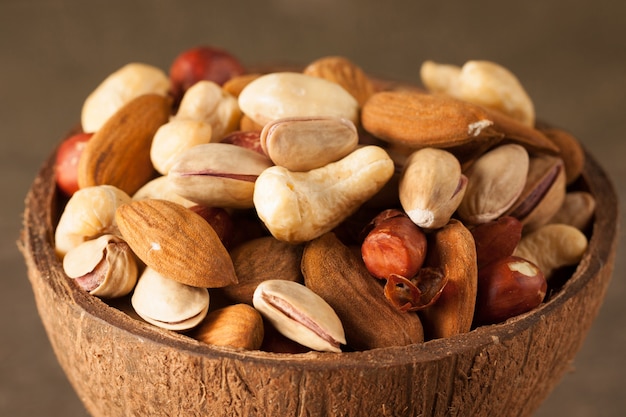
[115,199,237,288]
[78,94,171,195]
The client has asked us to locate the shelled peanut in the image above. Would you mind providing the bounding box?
[53,45,592,353]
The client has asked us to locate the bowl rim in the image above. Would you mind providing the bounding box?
[20,140,620,370]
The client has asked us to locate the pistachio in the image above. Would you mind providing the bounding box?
[63,234,138,298]
[253,145,394,243]
[457,144,529,224]
[398,147,467,229]
[55,185,132,258]
[506,154,566,231]
[174,80,241,141]
[192,304,264,350]
[81,63,170,133]
[132,176,195,208]
[168,142,273,209]
[150,119,214,175]
[253,279,346,353]
[238,72,359,126]
[260,116,358,171]
[131,267,209,331]
[513,223,588,280]
[302,232,424,350]
[115,199,237,288]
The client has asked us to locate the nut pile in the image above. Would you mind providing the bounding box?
[53,46,594,353]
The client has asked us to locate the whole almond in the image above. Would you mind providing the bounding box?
[302,232,424,350]
[78,94,171,195]
[361,90,558,155]
[420,219,478,339]
[115,199,237,288]
[192,304,264,350]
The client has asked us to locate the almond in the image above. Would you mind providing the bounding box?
[115,199,237,288]
[77,94,171,195]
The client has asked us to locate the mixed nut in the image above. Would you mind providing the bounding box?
[53,45,592,353]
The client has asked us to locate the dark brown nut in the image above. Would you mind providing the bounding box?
[505,154,566,231]
[420,219,478,340]
[474,255,547,325]
[361,209,427,280]
[192,304,264,350]
[222,236,304,304]
[302,232,424,350]
[470,216,523,269]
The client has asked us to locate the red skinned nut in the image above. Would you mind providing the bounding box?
[470,216,523,269]
[169,45,245,106]
[55,132,93,196]
[361,209,427,280]
[474,255,547,325]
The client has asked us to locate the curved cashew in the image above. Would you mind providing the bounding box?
[253,145,394,243]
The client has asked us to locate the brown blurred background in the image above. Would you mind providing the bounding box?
[1,0,624,416]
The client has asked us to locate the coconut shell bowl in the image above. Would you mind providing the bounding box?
[19,57,619,417]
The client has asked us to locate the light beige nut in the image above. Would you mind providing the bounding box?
[506,154,566,231]
[168,142,273,209]
[420,219,478,339]
[399,147,467,229]
[302,232,424,350]
[238,72,359,126]
[549,191,596,231]
[253,279,346,353]
[260,116,358,171]
[55,185,132,258]
[457,144,529,224]
[63,234,138,298]
[77,93,171,195]
[253,145,395,243]
[421,60,535,126]
[115,199,237,288]
[132,176,195,208]
[81,63,170,133]
[131,266,209,331]
[222,236,304,304]
[302,56,376,107]
[150,119,214,175]
[513,223,588,280]
[192,304,264,350]
[174,80,242,141]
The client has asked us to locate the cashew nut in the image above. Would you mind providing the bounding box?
[253,145,395,243]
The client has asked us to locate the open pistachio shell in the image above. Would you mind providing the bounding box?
[131,267,210,331]
[63,234,138,298]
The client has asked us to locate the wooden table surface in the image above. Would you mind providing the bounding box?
[2,1,624,416]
